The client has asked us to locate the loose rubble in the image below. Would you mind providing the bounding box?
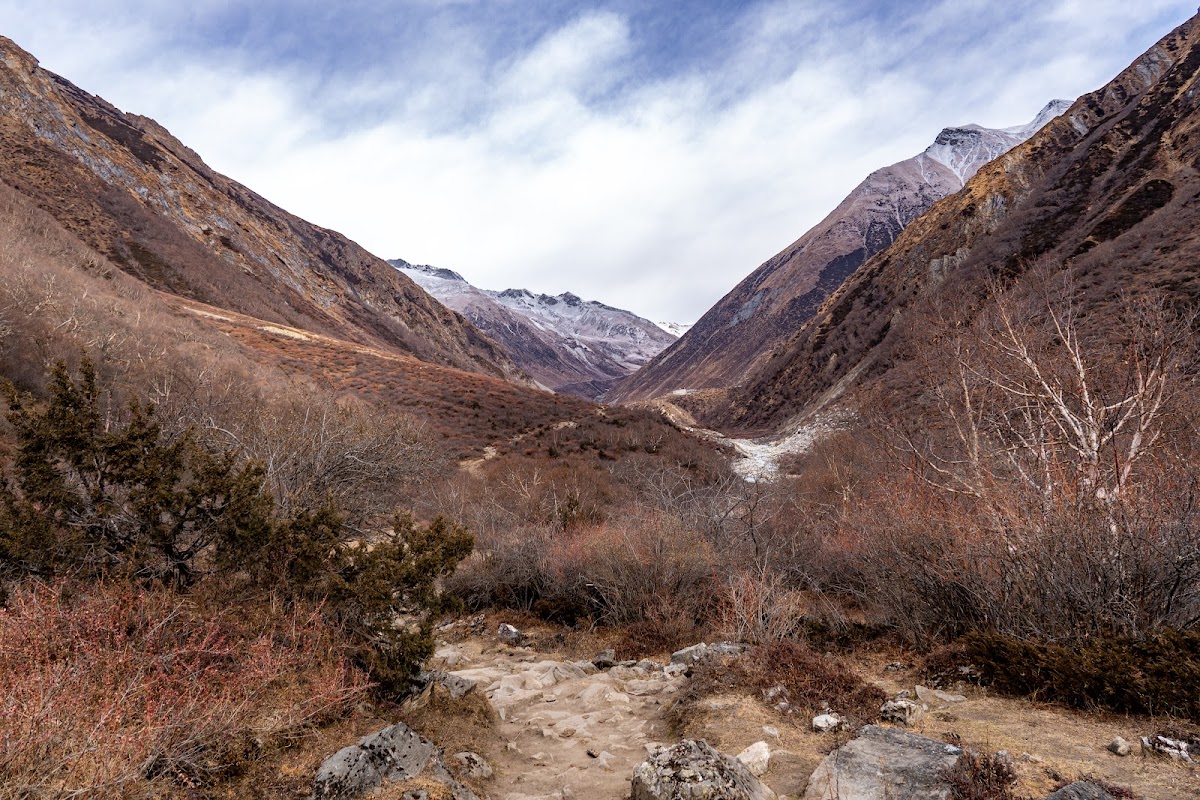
[1141,734,1193,761]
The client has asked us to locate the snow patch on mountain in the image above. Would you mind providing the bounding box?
[655,321,692,337]
[923,99,1070,187]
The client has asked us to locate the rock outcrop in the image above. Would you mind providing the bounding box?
[311,722,478,800]
[631,739,777,800]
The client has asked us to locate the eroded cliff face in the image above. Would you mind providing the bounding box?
[610,102,1068,406]
[708,14,1200,433]
[0,36,524,382]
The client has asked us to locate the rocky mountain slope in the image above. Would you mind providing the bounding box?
[392,260,678,398]
[610,100,1070,404]
[708,12,1200,434]
[0,36,522,382]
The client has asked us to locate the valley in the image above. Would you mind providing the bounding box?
[1,6,1199,800]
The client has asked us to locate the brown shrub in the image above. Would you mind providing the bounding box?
[676,641,886,729]
[715,570,808,643]
[960,628,1200,720]
[448,510,720,635]
[0,580,366,798]
[943,750,1024,800]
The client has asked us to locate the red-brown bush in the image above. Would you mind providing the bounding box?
[0,580,366,798]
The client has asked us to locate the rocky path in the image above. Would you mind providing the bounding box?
[310,628,1199,800]
[433,638,687,800]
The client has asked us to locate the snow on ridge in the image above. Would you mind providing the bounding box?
[923,99,1070,187]
[657,321,696,335]
[388,256,676,379]
[1000,99,1073,138]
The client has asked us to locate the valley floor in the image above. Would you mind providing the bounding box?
[381,618,1200,800]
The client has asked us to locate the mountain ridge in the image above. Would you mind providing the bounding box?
[706,12,1200,434]
[0,35,524,383]
[609,100,1070,405]
[391,260,678,398]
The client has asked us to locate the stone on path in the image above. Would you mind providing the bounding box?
[880,698,926,726]
[736,741,772,777]
[671,643,709,666]
[801,724,962,800]
[1045,781,1120,800]
[632,739,776,800]
[811,713,846,733]
[1106,737,1131,757]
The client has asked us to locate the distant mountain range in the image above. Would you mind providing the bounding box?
[391,260,680,398]
[610,99,1070,404]
[4,3,1198,468]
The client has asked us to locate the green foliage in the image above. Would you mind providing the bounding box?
[1,360,273,585]
[963,628,1200,720]
[328,514,473,697]
[0,360,474,700]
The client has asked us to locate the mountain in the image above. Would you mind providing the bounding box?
[610,99,1071,405]
[391,260,678,398]
[0,36,523,383]
[707,12,1200,434]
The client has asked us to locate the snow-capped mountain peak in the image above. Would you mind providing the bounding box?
[655,321,692,337]
[922,99,1070,186]
[388,259,678,399]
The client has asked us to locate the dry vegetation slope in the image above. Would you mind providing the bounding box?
[0,171,717,468]
[0,35,522,383]
[709,11,1200,433]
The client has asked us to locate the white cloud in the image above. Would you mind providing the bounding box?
[0,1,1195,322]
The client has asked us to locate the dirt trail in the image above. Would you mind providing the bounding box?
[424,634,1200,800]
[431,638,685,800]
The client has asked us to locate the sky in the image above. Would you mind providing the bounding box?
[0,1,1195,323]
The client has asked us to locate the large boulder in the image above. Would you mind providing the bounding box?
[632,739,777,800]
[802,725,962,800]
[311,722,479,800]
[1045,782,1120,800]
